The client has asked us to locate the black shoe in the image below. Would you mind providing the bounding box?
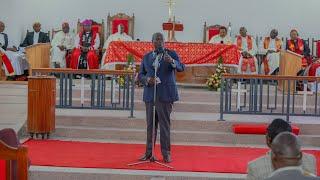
[139,153,151,161]
[163,155,172,163]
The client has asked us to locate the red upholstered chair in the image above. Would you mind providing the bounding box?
[203,22,220,43]
[312,38,320,58]
[106,13,135,40]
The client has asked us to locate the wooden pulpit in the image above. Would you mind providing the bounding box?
[0,55,6,81]
[279,50,303,92]
[25,43,51,75]
[28,76,56,139]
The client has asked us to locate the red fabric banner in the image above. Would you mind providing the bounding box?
[104,41,240,66]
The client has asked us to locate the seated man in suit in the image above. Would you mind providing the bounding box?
[246,119,316,180]
[265,132,317,180]
[50,22,75,68]
[70,19,100,69]
[235,27,258,74]
[0,21,28,79]
[20,22,50,47]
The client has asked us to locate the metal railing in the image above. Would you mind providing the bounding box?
[32,68,135,117]
[220,74,320,121]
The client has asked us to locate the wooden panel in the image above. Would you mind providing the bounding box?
[0,140,28,180]
[28,76,56,134]
[279,50,302,92]
[25,43,51,75]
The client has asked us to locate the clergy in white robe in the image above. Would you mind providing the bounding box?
[101,24,133,69]
[50,22,75,68]
[235,27,258,74]
[261,29,282,75]
[0,21,27,76]
[209,26,232,45]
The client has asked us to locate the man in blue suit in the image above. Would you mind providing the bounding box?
[138,32,185,163]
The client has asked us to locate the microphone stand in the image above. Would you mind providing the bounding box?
[128,52,174,169]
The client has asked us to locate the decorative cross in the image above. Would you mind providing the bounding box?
[167,0,176,20]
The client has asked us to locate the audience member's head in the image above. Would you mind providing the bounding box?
[0,21,5,33]
[266,118,292,148]
[33,22,41,33]
[62,22,70,34]
[271,132,302,170]
[290,29,299,40]
[219,26,227,38]
[239,27,247,37]
[270,29,278,39]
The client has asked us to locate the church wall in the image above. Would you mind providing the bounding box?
[2,0,320,46]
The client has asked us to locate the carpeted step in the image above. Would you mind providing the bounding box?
[232,123,300,135]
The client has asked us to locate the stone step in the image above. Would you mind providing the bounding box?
[29,166,246,180]
[51,125,320,147]
[55,115,320,135]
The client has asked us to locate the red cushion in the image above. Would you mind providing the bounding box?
[0,159,6,180]
[91,25,101,35]
[112,19,129,34]
[208,28,219,41]
[232,124,300,135]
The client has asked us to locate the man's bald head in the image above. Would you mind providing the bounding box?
[239,27,247,37]
[271,132,302,170]
[0,21,5,32]
[270,29,278,39]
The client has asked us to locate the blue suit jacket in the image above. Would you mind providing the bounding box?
[0,33,8,50]
[138,49,185,103]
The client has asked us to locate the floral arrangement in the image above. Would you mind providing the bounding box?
[206,56,227,91]
[118,54,135,87]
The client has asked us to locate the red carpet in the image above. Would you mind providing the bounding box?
[24,140,320,174]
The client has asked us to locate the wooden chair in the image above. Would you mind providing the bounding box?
[107,13,135,40]
[312,38,320,58]
[0,140,28,180]
[77,19,105,48]
[203,22,220,43]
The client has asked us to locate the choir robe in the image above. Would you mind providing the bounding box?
[262,37,282,75]
[70,31,100,69]
[0,33,27,76]
[286,38,311,67]
[50,31,75,68]
[235,35,258,74]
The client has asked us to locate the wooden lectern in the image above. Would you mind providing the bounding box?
[25,43,51,75]
[28,76,56,139]
[279,50,303,92]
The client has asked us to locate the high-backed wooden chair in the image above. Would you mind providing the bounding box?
[203,22,220,43]
[107,13,135,40]
[312,38,320,58]
[77,19,105,48]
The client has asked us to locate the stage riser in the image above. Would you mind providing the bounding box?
[52,126,320,147]
[55,116,320,135]
[29,170,246,180]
